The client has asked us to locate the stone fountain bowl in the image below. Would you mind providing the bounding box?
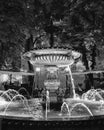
[23,49,81,66]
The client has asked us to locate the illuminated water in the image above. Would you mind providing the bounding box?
[18,87,30,98]
[67,66,76,98]
[0,90,43,120]
[0,89,104,120]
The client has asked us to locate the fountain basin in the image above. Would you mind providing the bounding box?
[0,97,104,121]
[63,98,104,117]
[23,49,81,66]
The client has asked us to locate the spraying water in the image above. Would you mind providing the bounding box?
[0,89,19,101]
[61,102,70,115]
[18,87,30,98]
[69,103,93,116]
[3,94,31,115]
[67,65,76,99]
[45,90,50,120]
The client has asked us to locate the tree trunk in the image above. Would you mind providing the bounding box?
[24,34,34,96]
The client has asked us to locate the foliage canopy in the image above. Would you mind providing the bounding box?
[0,0,104,70]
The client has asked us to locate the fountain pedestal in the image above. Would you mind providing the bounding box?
[23,48,81,120]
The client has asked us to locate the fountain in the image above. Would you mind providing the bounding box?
[66,65,76,99]
[60,101,93,118]
[82,89,104,101]
[0,92,11,101]
[60,102,70,115]
[96,89,104,99]
[23,48,104,119]
[0,89,19,101]
[18,87,30,98]
[3,94,30,115]
[69,103,93,117]
[0,88,44,120]
[0,48,104,121]
[45,90,50,120]
[23,48,81,120]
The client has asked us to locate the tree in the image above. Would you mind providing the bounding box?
[0,0,104,71]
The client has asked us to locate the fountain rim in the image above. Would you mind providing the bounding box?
[23,48,81,59]
[23,48,81,66]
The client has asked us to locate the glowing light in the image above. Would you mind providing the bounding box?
[0,97,8,106]
[0,74,9,82]
[76,61,86,72]
[35,67,40,72]
[15,75,22,80]
[65,66,69,72]
[12,75,22,84]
